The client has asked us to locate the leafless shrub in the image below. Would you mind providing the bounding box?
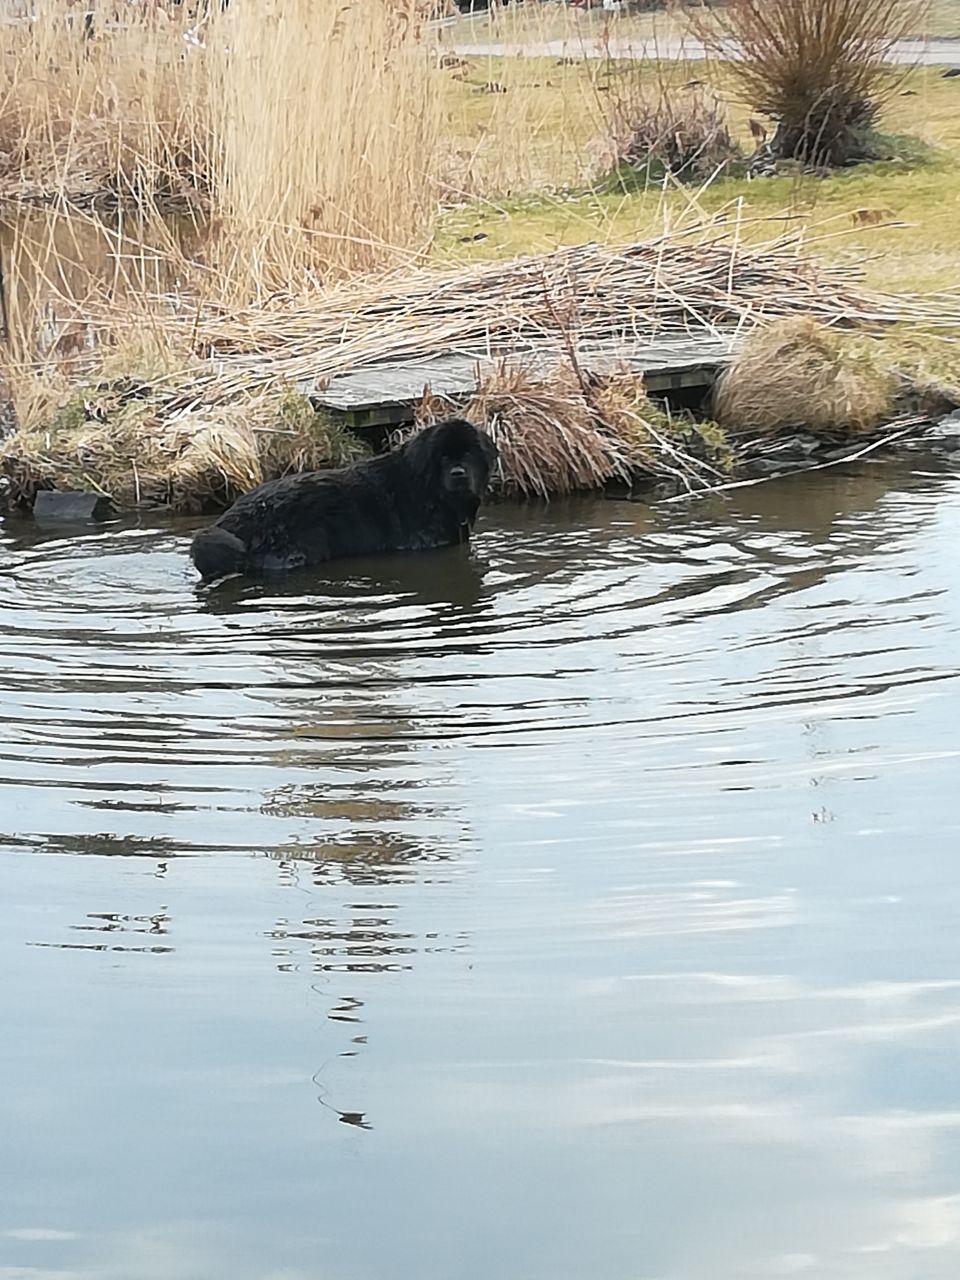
[691,0,927,166]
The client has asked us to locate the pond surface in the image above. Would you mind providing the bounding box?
[2,459,960,1280]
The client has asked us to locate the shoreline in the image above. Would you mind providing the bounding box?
[2,392,958,518]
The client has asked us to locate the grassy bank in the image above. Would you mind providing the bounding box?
[434,55,960,382]
[1,0,959,508]
[2,223,955,507]
[436,59,960,286]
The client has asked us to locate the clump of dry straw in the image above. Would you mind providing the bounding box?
[416,360,729,498]
[714,317,899,436]
[0,388,367,512]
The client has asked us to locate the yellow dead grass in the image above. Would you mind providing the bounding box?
[714,317,899,435]
[0,387,368,511]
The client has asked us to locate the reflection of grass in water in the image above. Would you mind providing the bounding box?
[266,830,456,879]
[264,766,465,879]
[262,791,423,822]
[288,722,410,740]
[10,832,183,858]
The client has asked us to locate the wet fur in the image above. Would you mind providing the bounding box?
[190,418,497,582]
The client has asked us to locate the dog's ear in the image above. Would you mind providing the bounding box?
[477,429,497,469]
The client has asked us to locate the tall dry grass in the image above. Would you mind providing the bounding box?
[0,3,212,204]
[0,0,442,300]
[207,0,441,294]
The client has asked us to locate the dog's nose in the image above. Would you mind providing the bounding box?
[448,465,467,479]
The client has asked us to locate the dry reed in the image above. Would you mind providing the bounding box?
[713,317,899,435]
[125,222,960,416]
[416,359,729,498]
[592,46,740,186]
[0,4,212,205]
[205,0,441,295]
[0,0,441,296]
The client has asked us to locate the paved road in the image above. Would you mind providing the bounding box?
[447,35,960,67]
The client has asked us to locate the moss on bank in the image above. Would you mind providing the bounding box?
[0,388,368,513]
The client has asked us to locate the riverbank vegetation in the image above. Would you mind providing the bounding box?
[0,0,439,288]
[1,0,959,508]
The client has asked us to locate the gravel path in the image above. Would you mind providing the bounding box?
[446,34,960,67]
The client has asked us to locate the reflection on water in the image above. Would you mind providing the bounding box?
[2,459,960,1279]
[0,208,203,355]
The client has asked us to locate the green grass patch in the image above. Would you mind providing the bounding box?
[437,64,960,299]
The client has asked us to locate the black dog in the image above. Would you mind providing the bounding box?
[190,417,497,582]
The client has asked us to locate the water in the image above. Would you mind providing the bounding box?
[2,458,960,1280]
[1,209,202,356]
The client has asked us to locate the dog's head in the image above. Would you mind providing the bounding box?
[405,419,497,513]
